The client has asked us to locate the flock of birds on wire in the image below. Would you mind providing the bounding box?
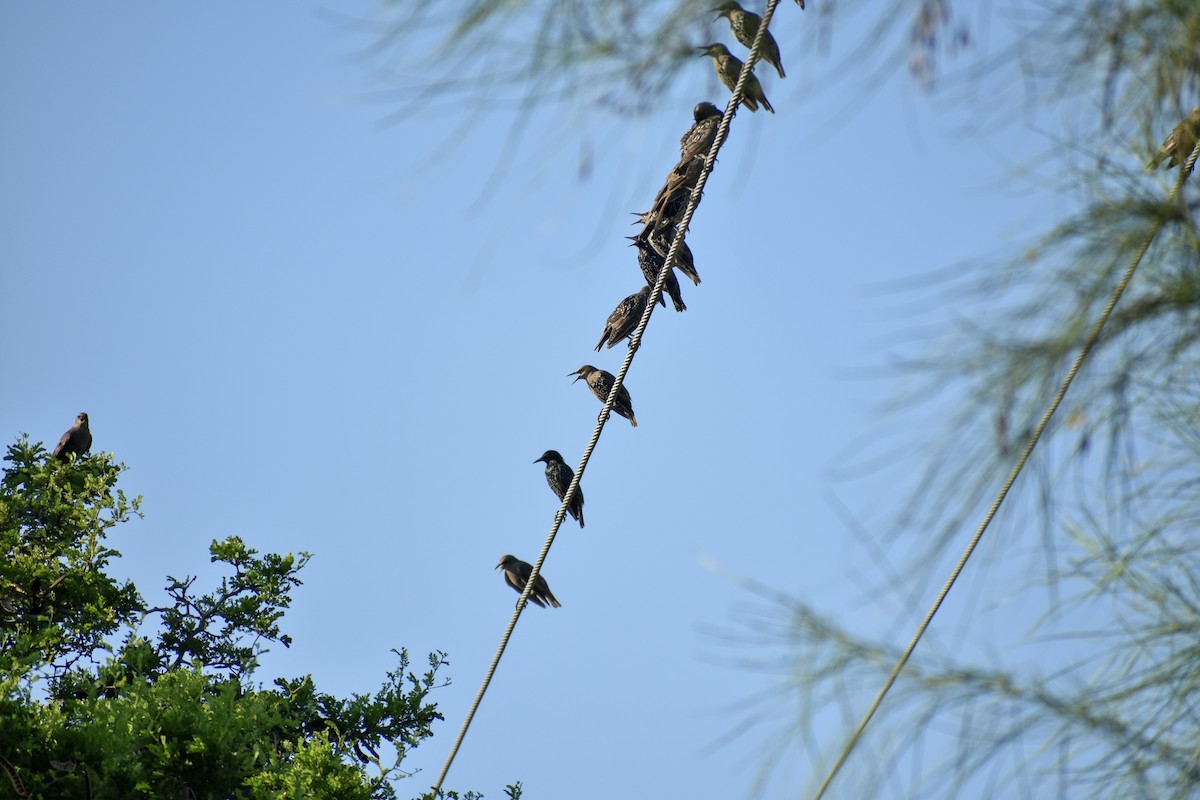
[503,0,801,609]
[41,2,1200,615]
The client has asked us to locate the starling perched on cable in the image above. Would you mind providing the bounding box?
[699,43,774,113]
[640,223,701,286]
[714,2,786,80]
[569,365,638,428]
[497,555,561,609]
[53,412,92,460]
[596,285,651,351]
[534,450,584,528]
[679,101,723,163]
[628,236,687,312]
[648,155,706,232]
[632,217,701,287]
[673,238,701,286]
[1146,107,1200,174]
[625,233,666,309]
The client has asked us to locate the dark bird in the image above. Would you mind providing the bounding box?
[698,43,774,113]
[1146,107,1200,174]
[497,555,561,608]
[645,156,706,234]
[534,450,584,528]
[569,365,638,428]
[673,237,701,286]
[53,412,92,460]
[596,285,651,351]
[642,226,701,286]
[629,236,687,312]
[715,2,786,79]
[679,101,724,163]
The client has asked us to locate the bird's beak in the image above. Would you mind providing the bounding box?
[533,457,543,464]
[570,373,583,383]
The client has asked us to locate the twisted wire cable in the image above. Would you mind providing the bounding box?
[811,138,1200,800]
[431,0,785,791]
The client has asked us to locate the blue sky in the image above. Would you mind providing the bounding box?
[1,3,1077,798]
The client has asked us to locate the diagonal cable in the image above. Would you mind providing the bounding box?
[431,0,783,792]
[810,139,1200,800]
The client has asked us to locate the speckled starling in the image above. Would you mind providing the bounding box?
[1146,108,1200,174]
[632,213,701,287]
[53,412,92,460]
[569,365,638,428]
[534,450,584,528]
[715,2,786,80]
[641,224,701,286]
[497,555,561,608]
[699,43,774,113]
[596,285,651,351]
[648,155,705,231]
[628,236,687,312]
[679,101,723,163]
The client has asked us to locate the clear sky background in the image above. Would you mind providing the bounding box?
[1,3,1081,798]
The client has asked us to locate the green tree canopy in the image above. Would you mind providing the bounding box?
[0,439,494,800]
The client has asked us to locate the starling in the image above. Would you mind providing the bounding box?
[714,2,786,80]
[679,101,724,163]
[648,155,706,231]
[53,412,92,460]
[534,450,584,528]
[632,216,701,286]
[596,285,651,351]
[628,236,687,312]
[698,43,774,113]
[497,555,561,609]
[569,365,638,428]
[1146,107,1200,174]
[641,223,701,286]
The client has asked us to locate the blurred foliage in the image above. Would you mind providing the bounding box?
[344,0,1200,797]
[341,0,973,118]
[0,438,487,799]
[740,1,1200,798]
[344,0,719,115]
